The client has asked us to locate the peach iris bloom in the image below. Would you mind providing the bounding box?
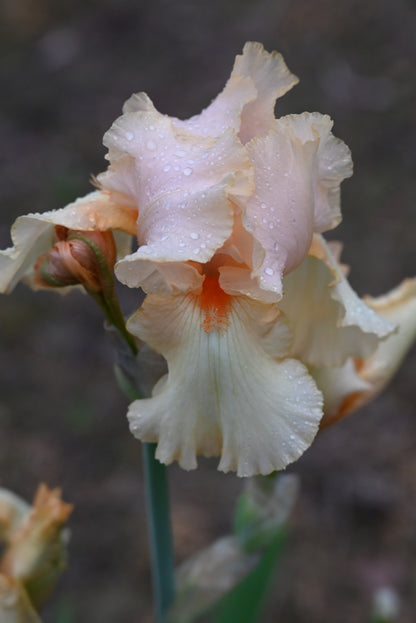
[1,43,415,476]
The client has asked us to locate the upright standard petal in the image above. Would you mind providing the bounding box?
[243,123,317,299]
[175,42,298,142]
[126,277,323,477]
[105,108,253,293]
[275,113,353,231]
[0,191,136,293]
[233,42,299,144]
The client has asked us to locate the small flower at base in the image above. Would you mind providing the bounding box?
[34,226,116,294]
[0,484,72,618]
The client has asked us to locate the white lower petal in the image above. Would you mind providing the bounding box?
[127,289,323,476]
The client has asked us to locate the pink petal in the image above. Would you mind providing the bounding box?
[244,123,317,299]
[276,113,353,231]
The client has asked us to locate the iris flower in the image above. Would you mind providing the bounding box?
[1,43,415,476]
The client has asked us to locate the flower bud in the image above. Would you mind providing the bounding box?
[34,226,116,293]
[0,484,73,611]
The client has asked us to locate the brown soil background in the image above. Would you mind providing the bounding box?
[0,1,415,621]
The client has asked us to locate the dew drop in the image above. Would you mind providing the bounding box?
[183,167,193,176]
[175,150,186,158]
[125,131,134,141]
[265,267,274,276]
[163,165,171,172]
[146,140,156,150]
[260,202,267,209]
[190,232,199,240]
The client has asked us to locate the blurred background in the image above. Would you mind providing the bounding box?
[0,0,415,621]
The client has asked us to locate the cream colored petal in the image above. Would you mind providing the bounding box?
[126,289,322,476]
[244,123,317,299]
[122,92,156,114]
[280,238,394,366]
[313,279,416,427]
[0,192,136,293]
[360,278,416,394]
[276,113,352,231]
[310,359,371,427]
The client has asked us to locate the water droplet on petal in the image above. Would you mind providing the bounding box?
[163,165,171,172]
[260,202,267,209]
[183,167,193,176]
[190,232,199,239]
[146,140,156,150]
[265,267,274,276]
[125,131,134,141]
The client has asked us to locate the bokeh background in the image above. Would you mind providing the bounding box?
[0,1,415,621]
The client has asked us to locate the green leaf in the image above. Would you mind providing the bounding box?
[208,529,286,623]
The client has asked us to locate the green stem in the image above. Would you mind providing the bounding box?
[142,443,175,623]
[108,306,175,623]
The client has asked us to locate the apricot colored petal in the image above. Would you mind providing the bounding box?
[276,113,353,231]
[126,291,322,477]
[0,191,135,293]
[244,124,317,299]
[280,238,394,366]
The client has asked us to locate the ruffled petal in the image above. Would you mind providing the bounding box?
[243,122,318,299]
[174,75,257,138]
[300,280,416,429]
[175,42,298,142]
[359,278,416,395]
[233,42,299,144]
[275,113,353,231]
[126,285,322,476]
[279,236,394,366]
[104,108,253,292]
[0,191,135,293]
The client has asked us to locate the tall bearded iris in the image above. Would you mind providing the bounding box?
[1,43,415,476]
